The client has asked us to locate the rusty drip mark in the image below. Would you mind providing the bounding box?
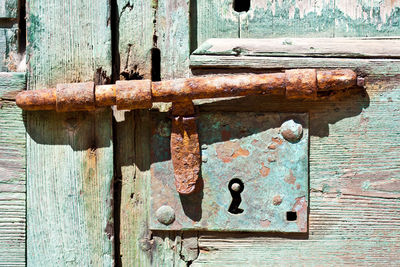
[16,69,362,112]
[170,101,202,195]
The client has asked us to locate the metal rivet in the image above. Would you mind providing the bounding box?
[231,182,242,192]
[280,120,303,143]
[156,205,175,225]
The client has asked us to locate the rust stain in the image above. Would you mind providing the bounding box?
[296,183,301,189]
[292,196,308,232]
[259,162,271,177]
[285,170,296,185]
[216,141,250,163]
[285,69,317,99]
[251,139,259,145]
[260,219,271,228]
[56,82,95,112]
[116,80,152,110]
[273,195,282,206]
[268,143,277,150]
[271,137,283,145]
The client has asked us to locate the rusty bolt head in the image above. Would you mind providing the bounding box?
[156,205,175,225]
[280,120,303,143]
[231,182,242,192]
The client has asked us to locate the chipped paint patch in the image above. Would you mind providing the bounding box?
[216,141,250,163]
[285,170,296,185]
[259,163,270,177]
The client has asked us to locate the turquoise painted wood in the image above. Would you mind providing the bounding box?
[0,0,395,265]
[26,0,114,266]
[0,0,17,18]
[0,72,26,266]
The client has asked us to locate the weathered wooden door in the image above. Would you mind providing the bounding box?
[1,0,400,266]
[117,1,400,266]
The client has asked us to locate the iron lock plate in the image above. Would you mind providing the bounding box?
[150,112,309,232]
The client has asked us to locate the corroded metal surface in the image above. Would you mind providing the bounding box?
[316,69,357,91]
[116,80,152,110]
[151,73,286,102]
[95,84,116,107]
[56,82,95,112]
[150,112,309,232]
[285,69,317,99]
[170,101,201,195]
[15,88,56,110]
[16,69,362,111]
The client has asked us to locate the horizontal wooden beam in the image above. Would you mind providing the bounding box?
[193,38,400,58]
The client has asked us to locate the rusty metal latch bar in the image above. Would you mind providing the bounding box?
[16,69,364,195]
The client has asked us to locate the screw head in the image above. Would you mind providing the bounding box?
[280,120,303,143]
[231,182,242,192]
[156,205,175,225]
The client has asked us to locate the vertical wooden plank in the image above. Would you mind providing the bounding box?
[0,26,18,71]
[117,0,154,80]
[152,0,196,265]
[117,109,153,266]
[116,1,155,265]
[196,0,239,48]
[26,0,113,266]
[156,0,191,79]
[0,72,26,267]
[240,0,335,38]
[117,0,194,265]
[334,0,400,37]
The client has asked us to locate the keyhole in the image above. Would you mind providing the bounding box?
[233,0,250,12]
[228,178,244,214]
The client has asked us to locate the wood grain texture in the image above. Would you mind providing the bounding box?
[0,72,26,267]
[117,109,154,266]
[26,0,114,265]
[191,55,400,75]
[194,37,400,58]
[117,0,154,80]
[0,0,17,18]
[156,0,191,79]
[194,0,400,52]
[195,0,239,48]
[118,0,193,265]
[0,26,18,71]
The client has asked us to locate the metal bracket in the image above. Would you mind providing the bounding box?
[151,112,309,232]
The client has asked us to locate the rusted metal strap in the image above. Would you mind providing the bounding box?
[171,101,201,195]
[16,69,363,111]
